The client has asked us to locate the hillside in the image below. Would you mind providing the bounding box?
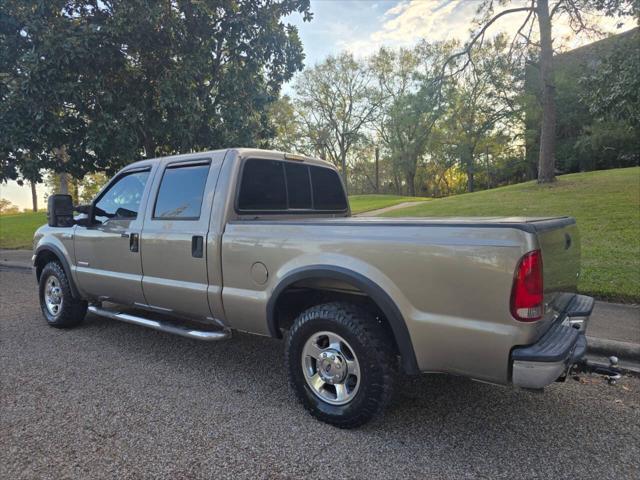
[382,167,640,302]
[349,194,429,214]
[0,211,46,249]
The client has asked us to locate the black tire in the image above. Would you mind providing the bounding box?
[38,261,87,328]
[285,302,397,428]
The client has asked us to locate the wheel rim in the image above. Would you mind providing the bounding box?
[44,275,63,317]
[301,331,361,406]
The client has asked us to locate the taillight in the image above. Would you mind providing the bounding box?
[510,249,543,322]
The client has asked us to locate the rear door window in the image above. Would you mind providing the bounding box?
[154,163,210,219]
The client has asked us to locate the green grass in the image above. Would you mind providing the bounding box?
[349,194,430,214]
[382,167,640,303]
[0,211,46,249]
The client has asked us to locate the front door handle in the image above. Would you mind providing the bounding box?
[129,233,139,252]
[192,236,204,258]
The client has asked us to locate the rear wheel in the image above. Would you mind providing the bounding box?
[285,302,396,428]
[39,262,87,328]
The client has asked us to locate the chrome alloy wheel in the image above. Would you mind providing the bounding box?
[301,331,361,405]
[44,275,63,317]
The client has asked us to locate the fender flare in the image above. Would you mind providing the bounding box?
[267,265,419,374]
[34,244,81,299]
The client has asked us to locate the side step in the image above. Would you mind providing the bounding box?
[87,306,231,341]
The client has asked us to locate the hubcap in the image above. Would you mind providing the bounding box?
[301,331,361,405]
[44,275,63,317]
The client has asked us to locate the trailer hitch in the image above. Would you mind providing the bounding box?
[571,356,622,385]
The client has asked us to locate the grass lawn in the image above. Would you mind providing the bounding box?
[349,194,430,214]
[382,167,640,303]
[0,211,46,249]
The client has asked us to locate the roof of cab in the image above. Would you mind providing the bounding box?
[123,148,334,171]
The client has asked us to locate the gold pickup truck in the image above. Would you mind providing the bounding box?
[33,148,594,428]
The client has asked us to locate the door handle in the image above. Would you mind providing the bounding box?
[129,233,139,252]
[192,236,204,258]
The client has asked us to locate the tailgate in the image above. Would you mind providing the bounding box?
[532,217,581,313]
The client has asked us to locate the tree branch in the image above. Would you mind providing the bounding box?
[440,6,534,80]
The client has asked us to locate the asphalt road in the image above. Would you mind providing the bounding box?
[1,268,639,480]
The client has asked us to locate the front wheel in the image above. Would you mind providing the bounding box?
[39,261,87,328]
[285,302,397,428]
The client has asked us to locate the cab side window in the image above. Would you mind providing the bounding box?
[94,170,150,223]
[153,163,211,220]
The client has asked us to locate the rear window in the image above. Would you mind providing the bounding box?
[154,163,210,219]
[237,159,347,213]
[310,166,347,211]
[237,159,287,210]
[285,163,312,209]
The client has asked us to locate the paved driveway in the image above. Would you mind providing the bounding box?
[1,268,639,479]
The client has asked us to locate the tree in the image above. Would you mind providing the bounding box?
[442,0,636,183]
[580,28,640,128]
[266,96,307,153]
[371,42,449,196]
[443,36,520,192]
[1,0,312,186]
[293,52,379,191]
[0,198,20,215]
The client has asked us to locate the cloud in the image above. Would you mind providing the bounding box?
[340,0,635,57]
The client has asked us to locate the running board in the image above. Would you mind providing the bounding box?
[87,306,231,341]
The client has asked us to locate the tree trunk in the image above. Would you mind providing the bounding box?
[341,153,348,195]
[72,179,80,205]
[537,0,556,183]
[374,146,379,194]
[53,146,70,194]
[484,147,492,189]
[30,181,38,212]
[462,146,475,192]
[406,171,416,196]
[143,129,156,159]
[467,169,475,193]
[58,173,69,195]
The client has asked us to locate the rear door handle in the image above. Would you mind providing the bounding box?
[192,235,204,258]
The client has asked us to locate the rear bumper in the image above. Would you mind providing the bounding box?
[511,294,593,389]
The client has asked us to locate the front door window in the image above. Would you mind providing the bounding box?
[94,170,150,223]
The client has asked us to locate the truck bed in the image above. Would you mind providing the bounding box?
[233,215,576,233]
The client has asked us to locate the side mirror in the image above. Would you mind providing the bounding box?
[75,204,91,214]
[47,194,75,227]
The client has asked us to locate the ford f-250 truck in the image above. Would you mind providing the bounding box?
[33,148,595,428]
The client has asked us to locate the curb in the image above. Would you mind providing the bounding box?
[586,336,640,362]
[0,262,33,272]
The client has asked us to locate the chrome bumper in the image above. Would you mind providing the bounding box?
[512,294,593,390]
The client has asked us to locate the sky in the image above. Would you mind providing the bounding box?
[285,0,633,67]
[2,0,635,209]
